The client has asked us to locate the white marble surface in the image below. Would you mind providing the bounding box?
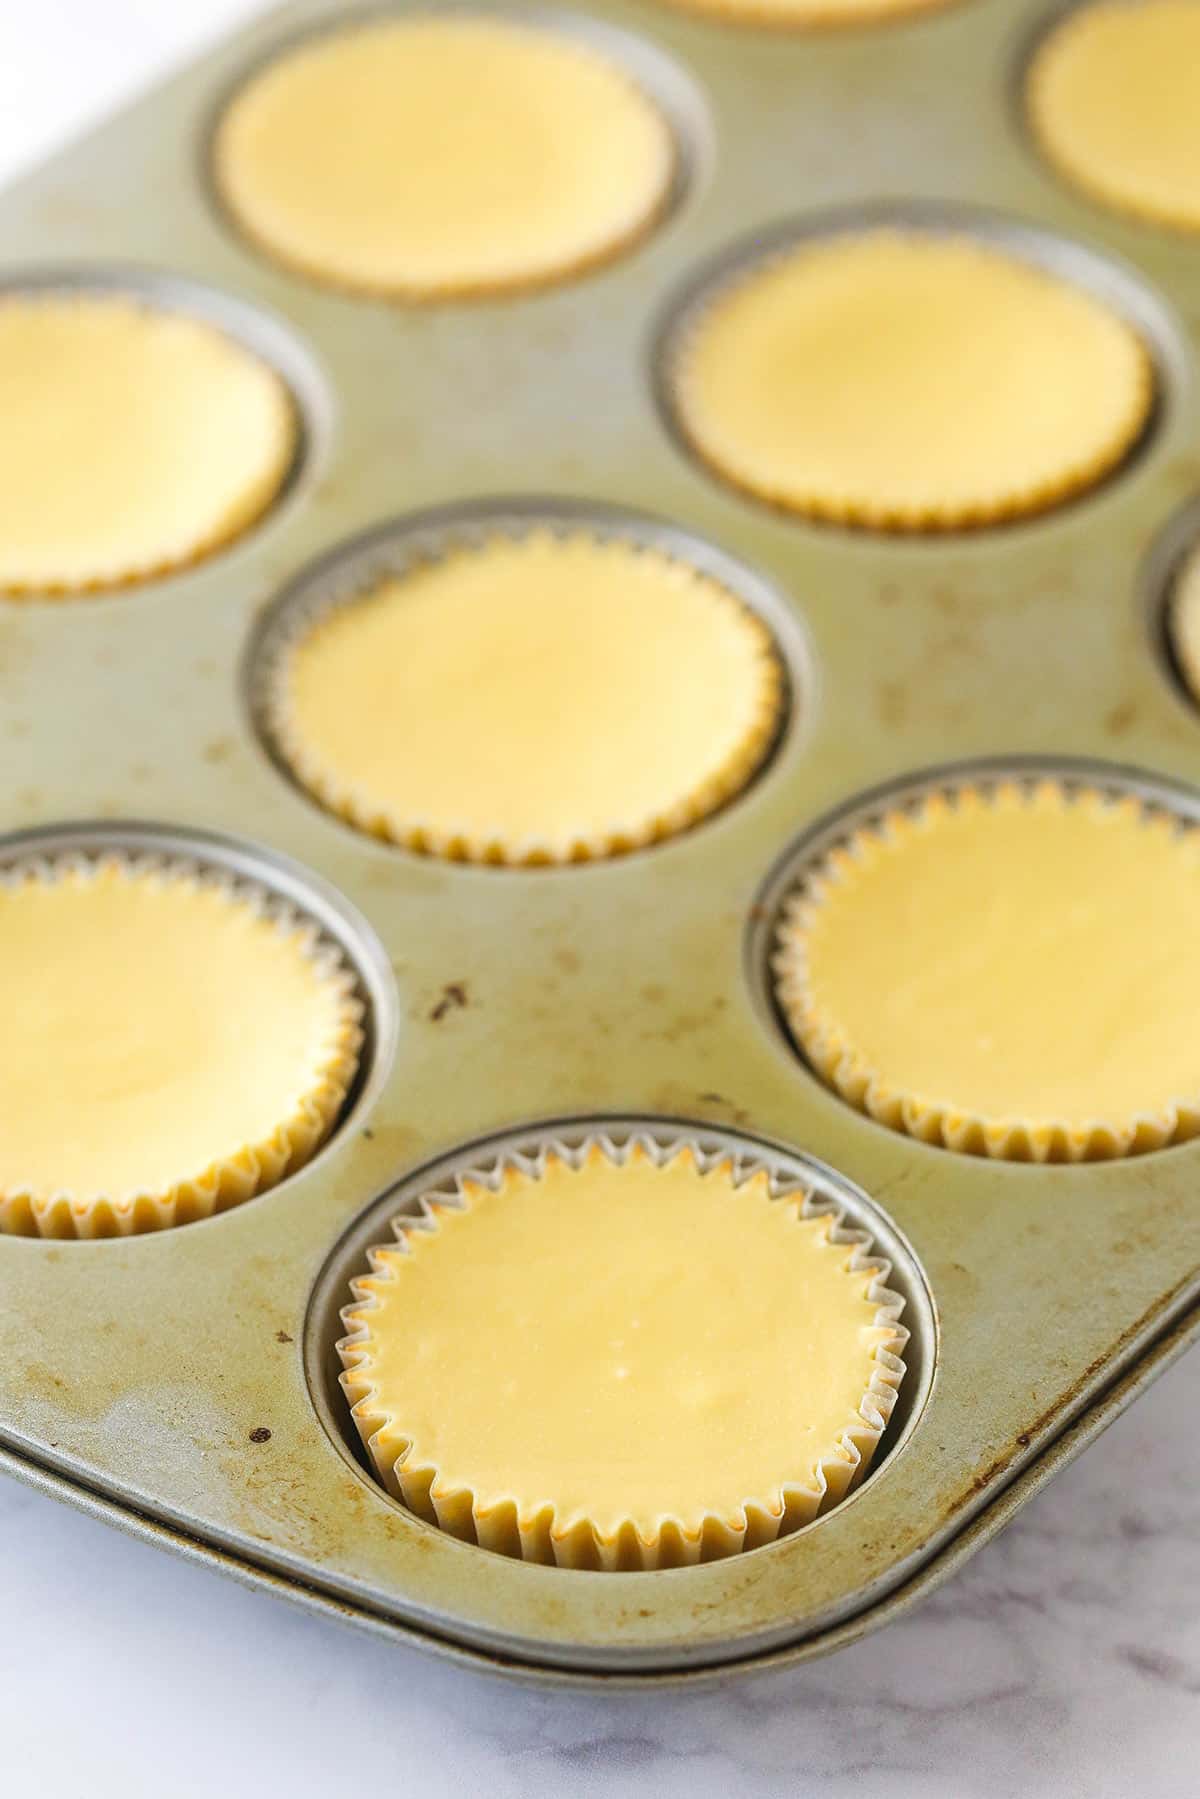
[1,5,1198,1794]
[0,1355,1195,1797]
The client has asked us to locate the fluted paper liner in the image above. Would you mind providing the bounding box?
[338,1129,908,1570]
[0,850,363,1238]
[663,227,1155,531]
[1026,1,1200,236]
[773,775,1200,1161]
[256,523,785,865]
[213,16,677,301]
[0,290,297,597]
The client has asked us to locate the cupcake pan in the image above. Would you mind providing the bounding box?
[2,0,1200,1682]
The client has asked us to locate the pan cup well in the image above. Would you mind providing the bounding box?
[304,1116,937,1569]
[1021,0,1200,237]
[753,757,1200,1163]
[244,498,808,866]
[0,821,396,1238]
[207,7,712,301]
[653,202,1180,535]
[0,266,329,598]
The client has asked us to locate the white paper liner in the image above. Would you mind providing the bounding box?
[254,521,785,865]
[0,289,298,597]
[212,15,678,301]
[662,226,1155,531]
[772,775,1200,1161]
[338,1126,909,1570]
[1026,1,1200,236]
[0,848,364,1239]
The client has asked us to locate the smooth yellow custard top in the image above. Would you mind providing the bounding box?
[214,16,675,297]
[658,0,956,27]
[0,293,295,594]
[270,531,782,863]
[671,230,1152,529]
[1028,1,1200,232]
[1170,540,1200,702]
[0,859,361,1234]
[340,1144,899,1564]
[775,781,1200,1159]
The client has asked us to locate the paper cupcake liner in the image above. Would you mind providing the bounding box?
[1025,2,1200,237]
[255,519,786,865]
[773,774,1200,1162]
[213,18,678,302]
[0,849,364,1239]
[662,226,1156,532]
[338,1127,908,1570]
[0,289,299,597]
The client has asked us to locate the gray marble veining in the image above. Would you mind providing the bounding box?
[2,1348,1196,1797]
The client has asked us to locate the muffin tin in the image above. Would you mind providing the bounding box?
[3,0,1200,1683]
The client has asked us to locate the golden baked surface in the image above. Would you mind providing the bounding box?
[214,16,675,297]
[670,229,1152,530]
[0,858,361,1236]
[655,0,957,27]
[775,780,1200,1159]
[340,1143,903,1567]
[1028,1,1200,232]
[1170,540,1200,703]
[269,530,783,863]
[0,292,295,594]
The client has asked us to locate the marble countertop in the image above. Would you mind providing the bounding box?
[1,1354,1195,1797]
[0,5,1197,1794]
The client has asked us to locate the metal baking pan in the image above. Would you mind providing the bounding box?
[2,0,1200,1684]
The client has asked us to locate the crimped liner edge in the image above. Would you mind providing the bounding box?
[1025,4,1200,238]
[663,224,1156,531]
[212,14,679,303]
[337,1127,908,1570]
[0,288,298,599]
[256,520,786,865]
[0,848,364,1238]
[773,775,1200,1161]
